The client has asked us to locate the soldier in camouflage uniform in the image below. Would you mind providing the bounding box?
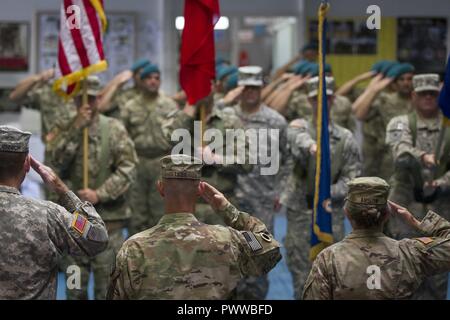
[0,126,108,299]
[385,74,450,299]
[228,66,288,299]
[189,93,252,226]
[353,63,414,179]
[98,59,150,119]
[121,64,193,235]
[107,154,281,300]
[47,76,138,300]
[281,76,362,299]
[9,68,77,143]
[303,177,450,300]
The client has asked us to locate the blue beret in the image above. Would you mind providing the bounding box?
[386,63,415,79]
[371,60,389,73]
[380,61,398,75]
[217,66,238,81]
[225,72,238,91]
[131,59,150,73]
[141,64,160,79]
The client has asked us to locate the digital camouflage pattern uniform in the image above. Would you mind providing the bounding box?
[0,125,108,299]
[192,106,253,226]
[48,86,138,300]
[303,177,450,300]
[107,154,281,299]
[286,91,356,132]
[121,91,192,235]
[362,91,412,179]
[103,86,140,120]
[281,118,361,299]
[385,81,450,300]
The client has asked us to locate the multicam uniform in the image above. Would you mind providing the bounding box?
[108,203,281,299]
[281,119,361,299]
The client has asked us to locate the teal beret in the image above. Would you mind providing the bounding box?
[380,61,398,75]
[306,63,332,77]
[302,42,318,52]
[293,61,310,75]
[131,59,150,73]
[225,72,238,91]
[386,63,415,79]
[371,60,393,74]
[141,64,160,79]
[217,66,238,81]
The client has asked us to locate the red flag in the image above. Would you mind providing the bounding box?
[180,0,220,105]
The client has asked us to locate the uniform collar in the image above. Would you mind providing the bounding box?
[416,112,442,130]
[346,228,385,239]
[0,185,21,195]
[158,213,199,225]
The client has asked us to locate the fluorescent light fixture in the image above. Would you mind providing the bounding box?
[175,16,229,30]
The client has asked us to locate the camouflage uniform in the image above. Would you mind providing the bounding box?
[23,82,76,142]
[362,91,412,179]
[121,91,192,234]
[108,154,281,299]
[0,125,108,299]
[281,119,361,299]
[386,114,450,299]
[194,106,252,226]
[303,177,450,300]
[232,103,289,299]
[104,86,140,120]
[286,91,356,132]
[48,97,138,299]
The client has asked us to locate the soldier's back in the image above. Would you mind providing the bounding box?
[0,186,65,299]
[112,213,243,299]
[305,231,432,299]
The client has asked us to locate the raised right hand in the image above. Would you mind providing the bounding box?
[30,156,69,195]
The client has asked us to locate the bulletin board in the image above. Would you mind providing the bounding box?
[397,18,447,74]
[36,11,137,83]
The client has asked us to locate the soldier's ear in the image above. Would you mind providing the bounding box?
[157,180,164,197]
[24,154,31,174]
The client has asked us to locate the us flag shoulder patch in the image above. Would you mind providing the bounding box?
[71,211,88,235]
[242,231,263,252]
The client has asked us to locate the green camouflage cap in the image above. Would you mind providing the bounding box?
[306,76,335,98]
[413,73,440,92]
[77,75,101,96]
[238,66,263,87]
[0,125,31,153]
[160,154,203,180]
[346,177,390,206]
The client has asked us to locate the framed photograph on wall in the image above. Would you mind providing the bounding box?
[36,12,137,83]
[0,22,29,71]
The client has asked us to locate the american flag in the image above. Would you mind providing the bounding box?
[53,0,108,97]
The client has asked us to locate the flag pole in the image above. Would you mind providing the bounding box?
[82,80,89,189]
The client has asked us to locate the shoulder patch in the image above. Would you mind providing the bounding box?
[242,231,263,252]
[415,237,434,245]
[71,211,88,235]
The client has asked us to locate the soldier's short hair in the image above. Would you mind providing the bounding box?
[0,152,27,181]
[344,200,389,228]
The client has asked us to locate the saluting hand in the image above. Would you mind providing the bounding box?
[30,156,69,195]
[198,181,229,211]
[388,201,420,229]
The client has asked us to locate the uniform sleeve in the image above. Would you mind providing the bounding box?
[303,252,333,300]
[287,120,315,164]
[96,121,139,203]
[46,191,108,257]
[330,132,362,201]
[21,84,43,110]
[107,244,131,300]
[400,210,450,279]
[219,203,282,277]
[386,116,426,162]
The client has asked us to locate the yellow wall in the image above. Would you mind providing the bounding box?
[307,18,397,87]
